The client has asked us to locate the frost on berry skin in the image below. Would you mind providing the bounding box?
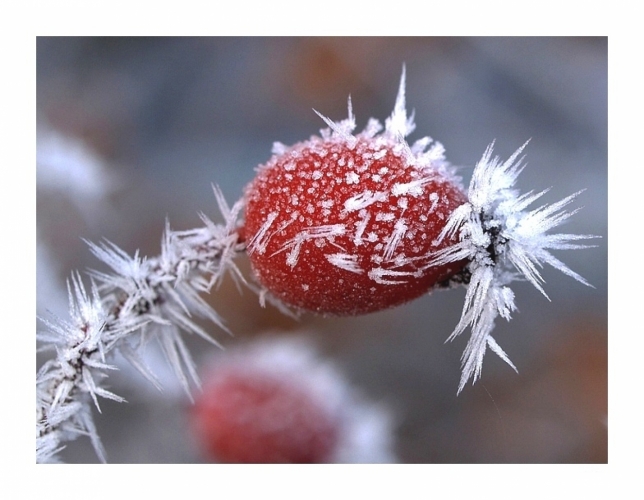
[243,69,467,315]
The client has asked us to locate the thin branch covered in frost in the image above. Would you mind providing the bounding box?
[429,140,598,393]
[36,187,244,463]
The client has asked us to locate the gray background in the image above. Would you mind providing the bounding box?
[37,37,607,463]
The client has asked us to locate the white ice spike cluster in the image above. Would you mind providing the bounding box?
[430,140,597,393]
[36,187,244,463]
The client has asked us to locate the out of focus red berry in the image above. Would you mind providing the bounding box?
[191,367,340,463]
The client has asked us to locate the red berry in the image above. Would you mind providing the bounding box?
[191,365,340,463]
[243,100,467,315]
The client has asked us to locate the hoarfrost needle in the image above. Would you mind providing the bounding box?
[428,140,597,393]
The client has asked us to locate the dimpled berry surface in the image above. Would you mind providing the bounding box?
[243,132,467,316]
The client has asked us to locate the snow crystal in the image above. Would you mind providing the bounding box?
[353,213,371,246]
[391,178,428,197]
[272,142,288,155]
[375,212,395,222]
[277,224,347,268]
[343,190,387,212]
[326,253,364,274]
[368,268,414,285]
[247,211,278,255]
[429,192,439,212]
[346,172,360,184]
[383,219,408,260]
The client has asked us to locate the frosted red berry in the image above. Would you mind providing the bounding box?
[191,365,340,463]
[243,76,467,315]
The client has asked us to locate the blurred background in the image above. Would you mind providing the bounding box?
[36,37,607,463]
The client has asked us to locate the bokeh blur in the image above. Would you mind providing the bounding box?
[36,37,607,463]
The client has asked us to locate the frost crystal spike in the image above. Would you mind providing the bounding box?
[430,141,597,393]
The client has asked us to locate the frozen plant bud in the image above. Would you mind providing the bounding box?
[243,68,467,315]
[190,337,396,463]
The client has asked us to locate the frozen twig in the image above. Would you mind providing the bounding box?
[36,187,244,463]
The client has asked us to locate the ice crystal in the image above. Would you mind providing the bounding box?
[429,141,597,393]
